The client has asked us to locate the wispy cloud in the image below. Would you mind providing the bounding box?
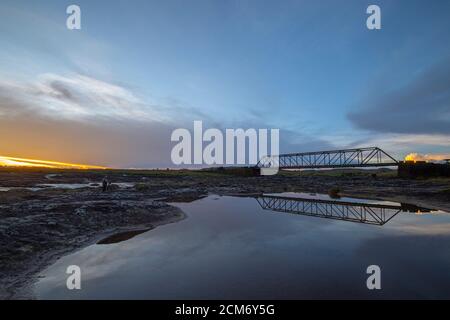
[0,74,167,122]
[0,73,182,167]
[0,72,329,167]
[316,131,450,160]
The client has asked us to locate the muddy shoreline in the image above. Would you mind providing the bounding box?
[0,188,186,299]
[1,168,449,299]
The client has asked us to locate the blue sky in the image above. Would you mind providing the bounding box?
[0,0,449,167]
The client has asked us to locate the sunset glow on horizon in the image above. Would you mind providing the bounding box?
[404,153,450,163]
[0,156,108,170]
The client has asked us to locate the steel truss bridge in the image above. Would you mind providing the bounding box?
[256,195,431,226]
[256,147,398,170]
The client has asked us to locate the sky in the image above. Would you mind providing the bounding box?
[0,0,449,168]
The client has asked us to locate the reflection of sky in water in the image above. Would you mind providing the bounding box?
[34,194,450,299]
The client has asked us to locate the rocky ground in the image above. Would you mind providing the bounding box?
[0,168,449,299]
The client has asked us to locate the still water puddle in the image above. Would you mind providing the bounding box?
[34,193,450,299]
[0,183,135,192]
[36,183,135,189]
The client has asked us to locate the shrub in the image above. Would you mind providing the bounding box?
[328,187,341,198]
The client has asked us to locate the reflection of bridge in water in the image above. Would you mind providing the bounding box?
[256,195,433,226]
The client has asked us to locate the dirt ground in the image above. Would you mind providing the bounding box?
[1,167,449,299]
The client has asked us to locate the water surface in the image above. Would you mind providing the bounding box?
[34,193,450,299]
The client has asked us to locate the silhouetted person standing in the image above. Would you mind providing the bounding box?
[102,177,109,192]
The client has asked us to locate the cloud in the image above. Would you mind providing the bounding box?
[348,58,450,135]
[0,74,182,167]
[0,74,166,123]
[0,73,330,167]
[366,133,450,148]
[0,117,177,168]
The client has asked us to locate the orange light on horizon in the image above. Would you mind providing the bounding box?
[405,153,420,162]
[0,155,108,169]
[404,153,450,163]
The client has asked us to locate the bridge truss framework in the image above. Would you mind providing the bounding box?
[257,147,398,169]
